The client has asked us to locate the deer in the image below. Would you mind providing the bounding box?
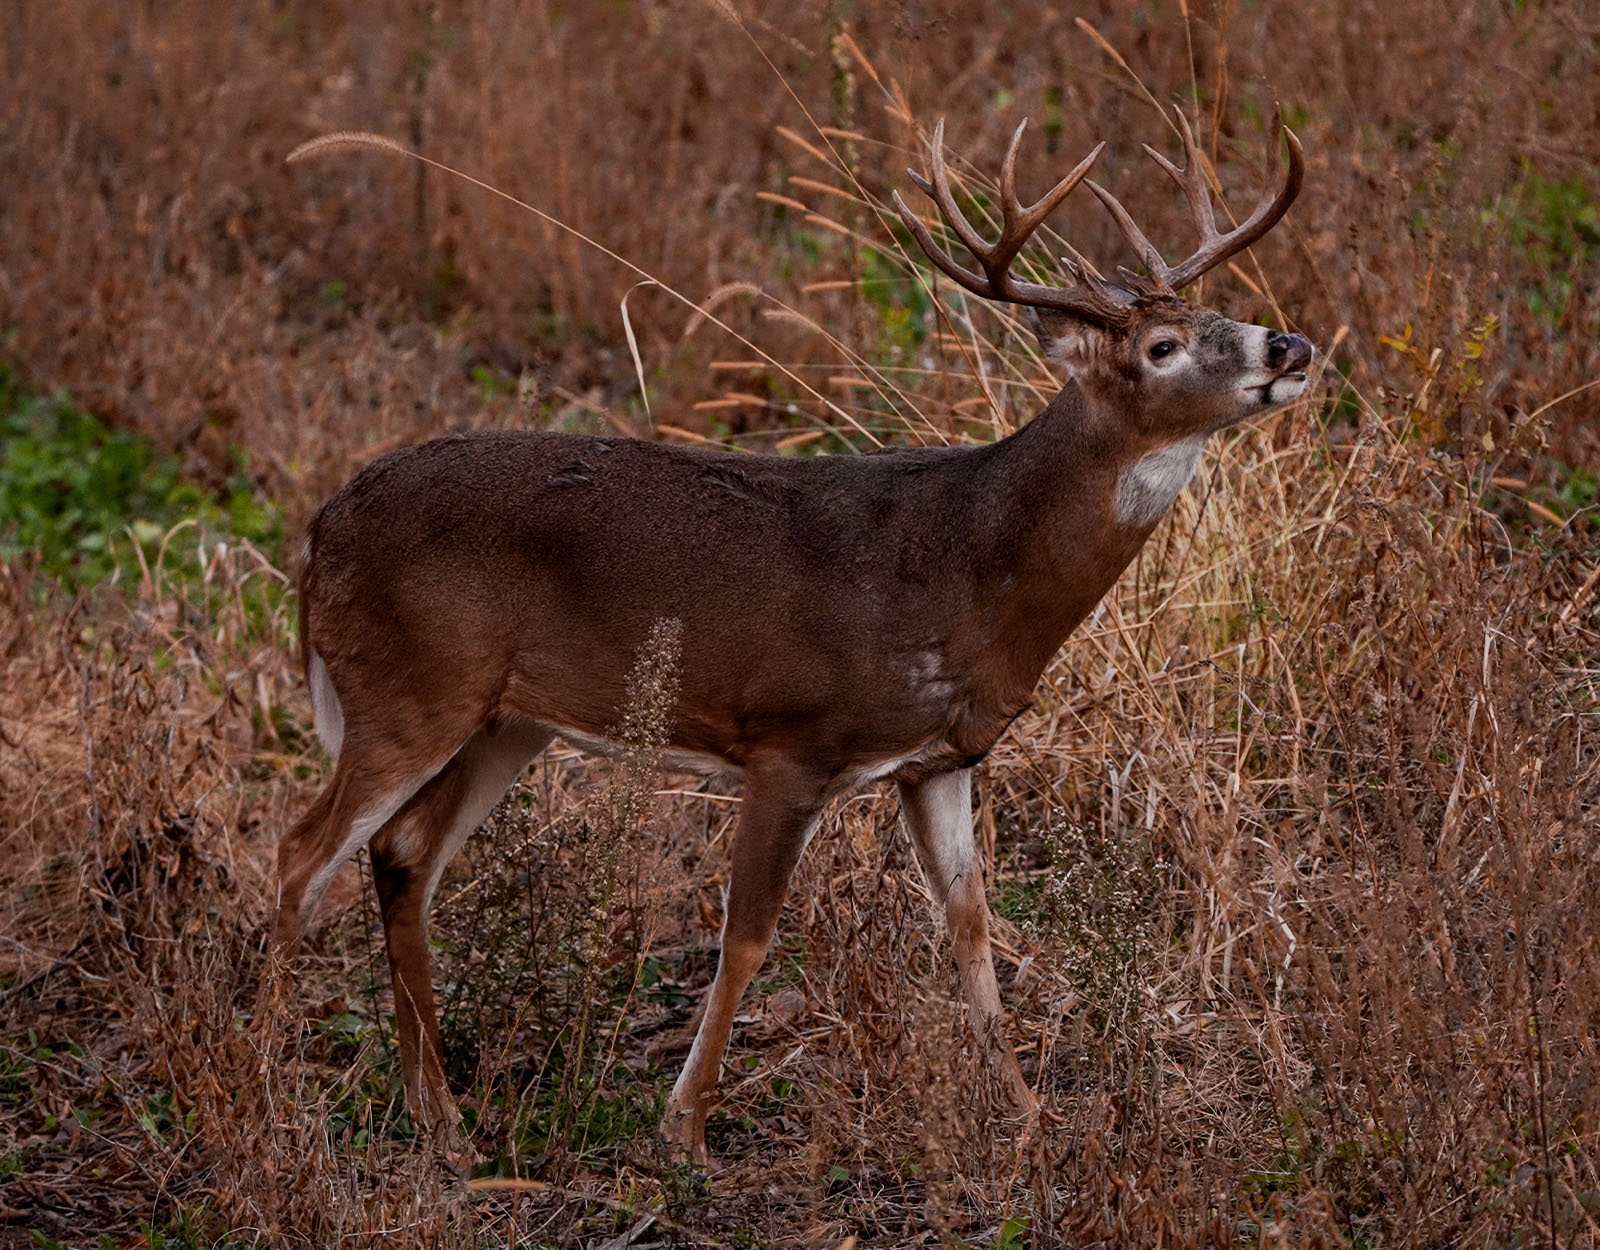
[264,108,1311,1165]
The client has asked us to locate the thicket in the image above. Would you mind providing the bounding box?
[1,2,1597,1246]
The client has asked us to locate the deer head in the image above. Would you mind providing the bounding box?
[893,110,1312,453]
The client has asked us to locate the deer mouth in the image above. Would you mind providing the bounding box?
[1254,371,1305,404]
[1243,368,1309,407]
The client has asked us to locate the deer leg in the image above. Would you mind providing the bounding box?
[899,768,1034,1112]
[368,722,555,1139]
[661,761,826,1163]
[254,746,449,1066]
[271,753,446,952]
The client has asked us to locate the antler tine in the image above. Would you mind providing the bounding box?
[1001,122,1107,249]
[1163,103,1304,290]
[1085,104,1304,293]
[1082,177,1168,283]
[1143,109,1218,244]
[925,118,990,261]
[997,118,1029,222]
[894,119,1002,297]
[896,118,1122,321]
[893,186,990,295]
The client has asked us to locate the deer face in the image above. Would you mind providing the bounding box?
[1035,300,1314,438]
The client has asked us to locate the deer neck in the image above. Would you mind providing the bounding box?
[967,381,1192,690]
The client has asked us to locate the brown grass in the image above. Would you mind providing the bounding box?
[2,1,1598,1246]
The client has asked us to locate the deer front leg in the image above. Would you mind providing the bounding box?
[661,761,825,1164]
[899,768,1034,1112]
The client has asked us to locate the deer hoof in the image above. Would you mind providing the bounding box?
[658,1105,710,1168]
[408,1081,466,1158]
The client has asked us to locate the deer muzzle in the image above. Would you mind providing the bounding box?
[1266,331,1313,380]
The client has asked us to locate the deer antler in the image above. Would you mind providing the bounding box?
[1086,105,1304,293]
[893,119,1132,326]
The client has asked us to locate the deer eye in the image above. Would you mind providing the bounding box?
[1148,339,1179,362]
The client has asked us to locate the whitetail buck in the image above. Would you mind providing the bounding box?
[267,110,1310,1162]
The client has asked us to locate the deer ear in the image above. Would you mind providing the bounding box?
[1030,308,1106,379]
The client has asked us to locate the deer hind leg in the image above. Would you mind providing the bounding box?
[367,721,555,1138]
[662,761,826,1164]
[898,768,1034,1112]
[256,741,451,1071]
[270,752,447,952]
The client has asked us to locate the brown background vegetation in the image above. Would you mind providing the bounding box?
[1,1,1597,1247]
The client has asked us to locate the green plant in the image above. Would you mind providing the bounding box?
[0,361,282,593]
[0,1040,36,1110]
[1496,168,1600,326]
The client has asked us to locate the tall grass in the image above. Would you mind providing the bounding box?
[1,1,1597,1246]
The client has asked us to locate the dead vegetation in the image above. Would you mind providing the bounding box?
[1,2,1598,1247]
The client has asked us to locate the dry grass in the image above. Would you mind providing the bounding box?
[2,1,1599,1247]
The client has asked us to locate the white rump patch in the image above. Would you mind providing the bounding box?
[1115,436,1206,527]
[308,649,345,762]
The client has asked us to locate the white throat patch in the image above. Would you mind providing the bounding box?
[1115,436,1206,527]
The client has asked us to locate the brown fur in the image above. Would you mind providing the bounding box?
[268,288,1311,1162]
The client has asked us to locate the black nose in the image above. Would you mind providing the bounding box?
[1266,331,1313,372]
